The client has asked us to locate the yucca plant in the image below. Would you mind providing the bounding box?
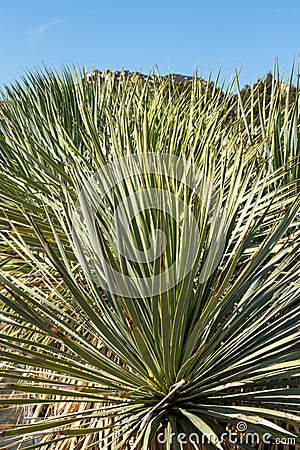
[0,67,299,450]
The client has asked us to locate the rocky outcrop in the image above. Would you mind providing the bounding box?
[84,69,204,89]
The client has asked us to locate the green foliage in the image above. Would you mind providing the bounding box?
[0,66,299,449]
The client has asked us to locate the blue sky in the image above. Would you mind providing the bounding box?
[1,0,299,88]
